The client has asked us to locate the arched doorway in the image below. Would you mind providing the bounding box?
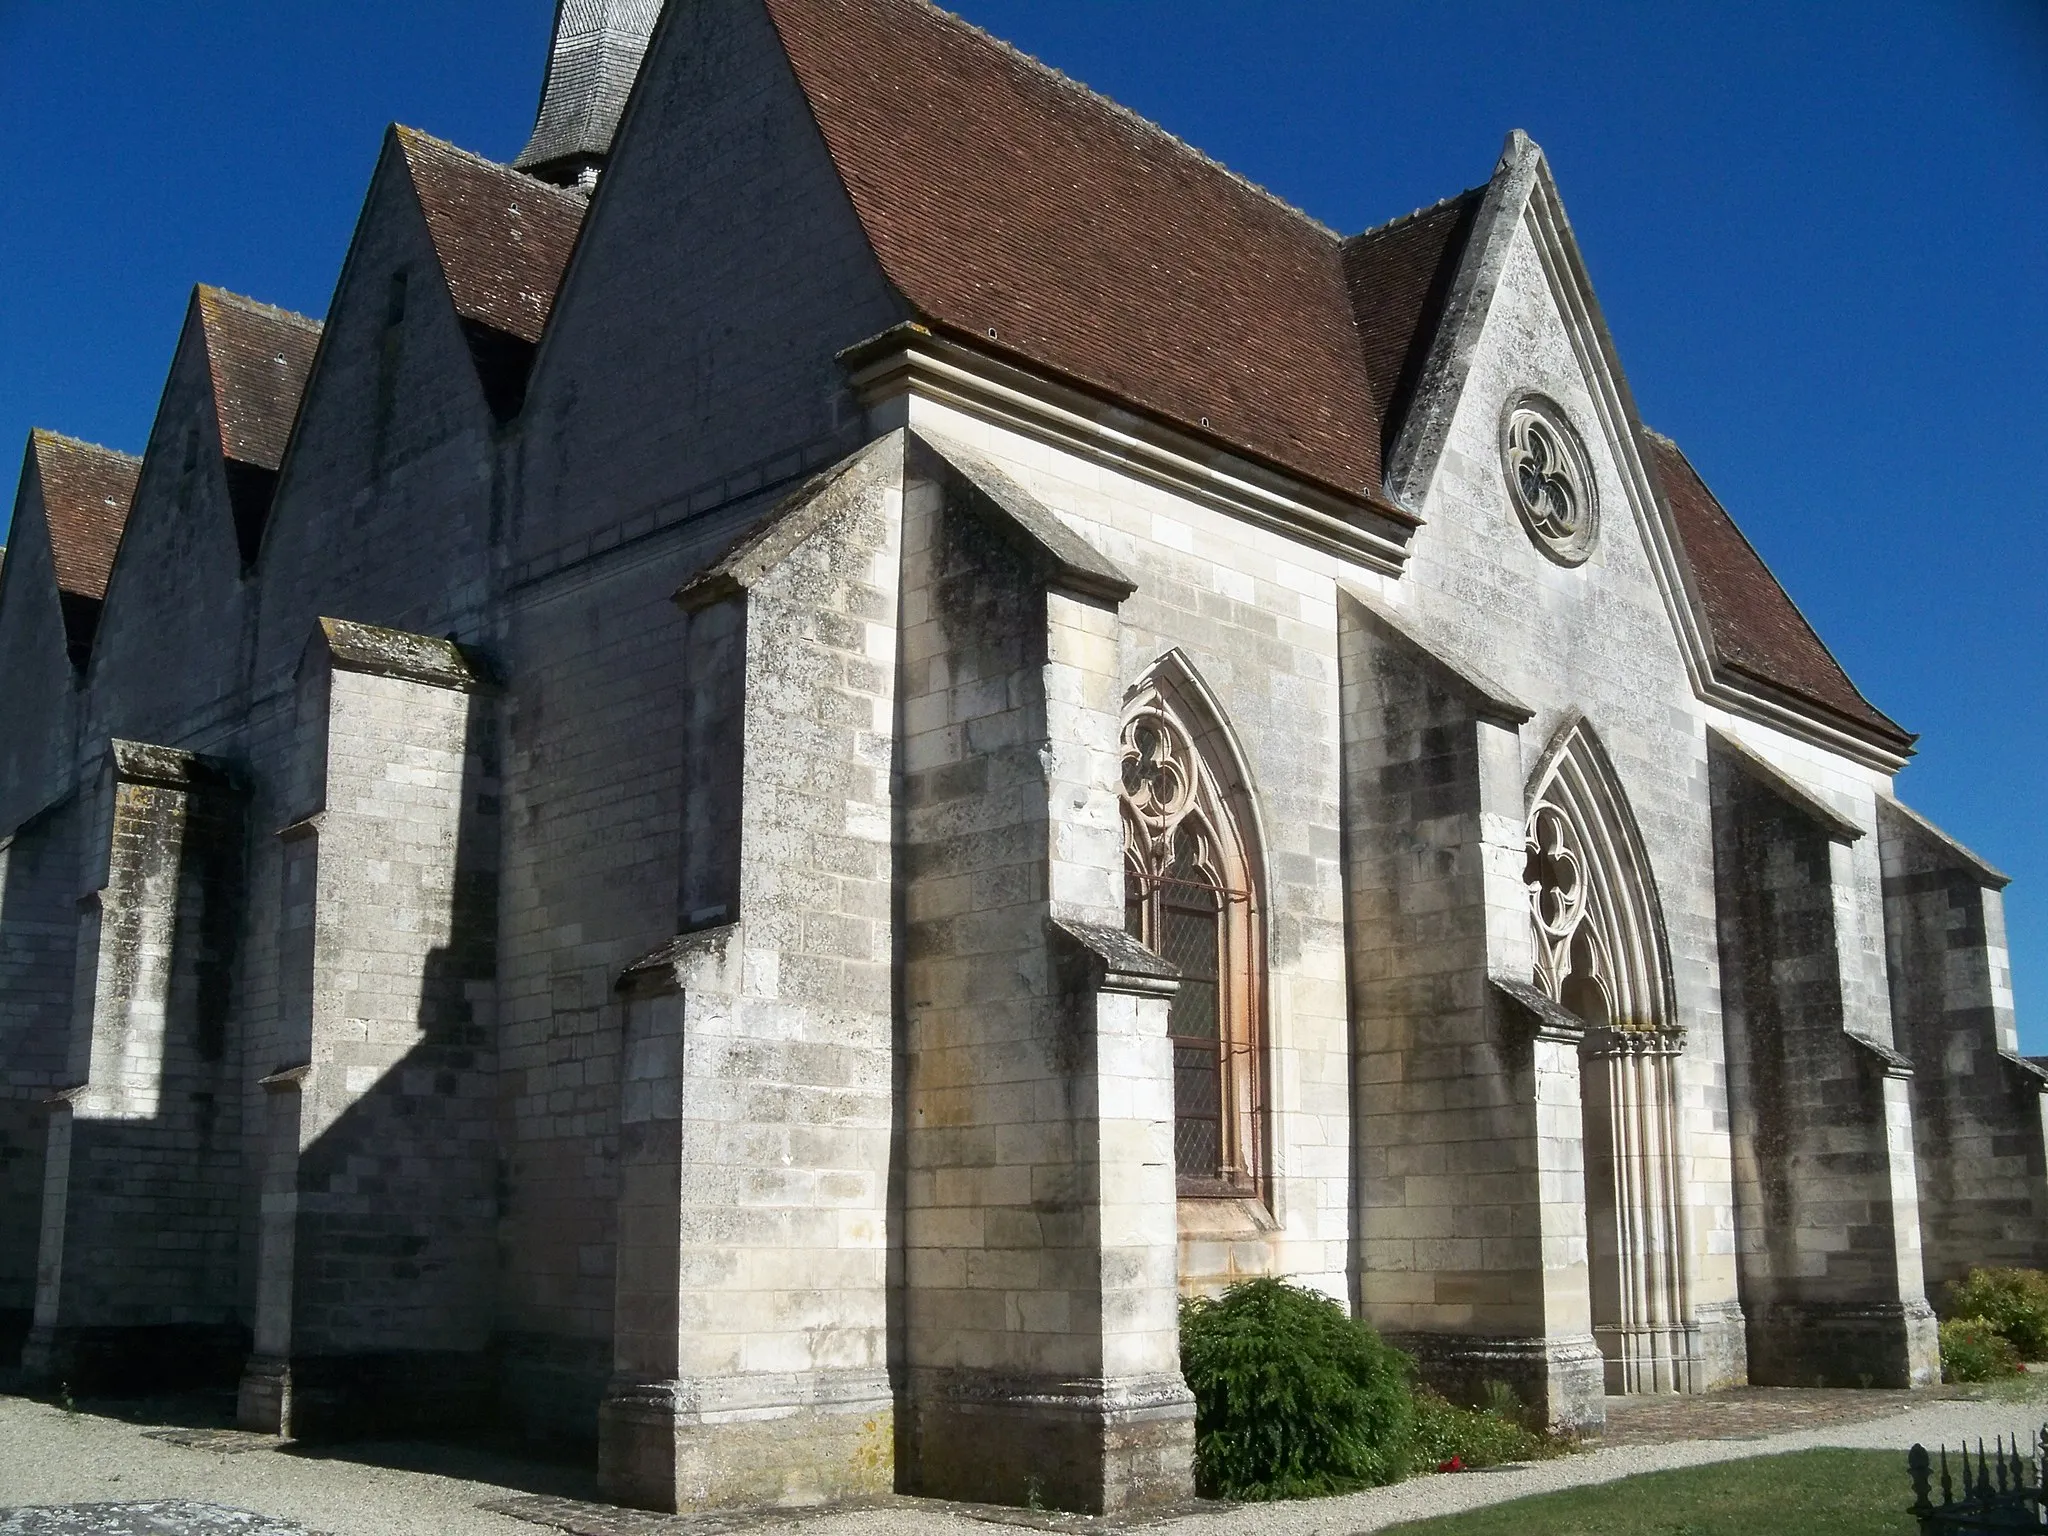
[1524,719,1697,1394]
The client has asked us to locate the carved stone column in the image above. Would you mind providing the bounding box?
[1583,1026,1699,1392]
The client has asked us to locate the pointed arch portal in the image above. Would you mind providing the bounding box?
[1525,717,1698,1394]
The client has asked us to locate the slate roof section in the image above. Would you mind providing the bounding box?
[195,287,321,564]
[1342,190,1484,459]
[30,430,141,665]
[394,126,589,420]
[1646,430,1912,751]
[514,0,660,183]
[762,0,1391,505]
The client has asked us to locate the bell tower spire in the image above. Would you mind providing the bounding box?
[514,0,660,192]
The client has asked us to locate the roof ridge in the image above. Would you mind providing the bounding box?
[1646,426,1909,745]
[30,428,141,465]
[1349,183,1487,244]
[196,285,322,333]
[392,122,589,205]
[919,0,1340,241]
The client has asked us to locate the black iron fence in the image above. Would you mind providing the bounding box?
[1909,1428,2048,1532]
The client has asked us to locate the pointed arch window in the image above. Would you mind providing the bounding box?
[1118,663,1266,1198]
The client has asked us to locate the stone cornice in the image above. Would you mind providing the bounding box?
[841,324,1416,574]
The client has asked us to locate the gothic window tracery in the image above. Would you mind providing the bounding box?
[1118,673,1265,1197]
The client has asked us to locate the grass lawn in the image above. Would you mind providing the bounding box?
[1378,1450,1916,1535]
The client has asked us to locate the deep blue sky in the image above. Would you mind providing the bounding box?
[4,2,2044,1040]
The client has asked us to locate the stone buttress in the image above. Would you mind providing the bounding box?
[894,433,1191,1513]
[1708,729,1940,1386]
[23,741,246,1391]
[1338,587,1607,1432]
[237,619,500,1436]
[595,437,903,1512]
[1879,797,2048,1289]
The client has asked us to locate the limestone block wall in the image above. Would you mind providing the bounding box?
[490,522,722,1439]
[1880,798,2048,1285]
[0,489,82,836]
[239,624,498,1436]
[22,742,246,1391]
[248,147,501,703]
[891,395,1357,1302]
[0,799,84,1359]
[1708,732,1938,1386]
[491,0,915,1435]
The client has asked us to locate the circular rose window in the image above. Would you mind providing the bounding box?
[1500,394,1597,565]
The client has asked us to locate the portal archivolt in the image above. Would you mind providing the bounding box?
[1525,717,1698,1393]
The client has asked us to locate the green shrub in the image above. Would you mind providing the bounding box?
[1408,1385,1562,1473]
[1940,1316,2024,1383]
[1947,1267,2048,1360]
[1178,1277,1417,1499]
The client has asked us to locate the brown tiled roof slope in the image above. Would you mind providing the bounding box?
[395,125,587,346]
[763,0,1390,504]
[30,431,140,663]
[1645,431,1910,749]
[1342,190,1483,457]
[196,287,320,471]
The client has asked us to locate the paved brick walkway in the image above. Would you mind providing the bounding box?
[1591,1383,1979,1446]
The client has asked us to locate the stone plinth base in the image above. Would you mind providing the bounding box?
[1692,1301,1750,1392]
[599,1371,895,1512]
[1745,1300,1940,1388]
[1388,1333,1605,1433]
[234,1349,492,1439]
[905,1370,1195,1513]
[1594,1321,1705,1395]
[237,1354,292,1434]
[22,1322,247,1395]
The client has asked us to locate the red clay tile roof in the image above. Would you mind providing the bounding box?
[1646,431,1911,749]
[196,287,321,472]
[763,0,1390,504]
[30,431,140,664]
[394,125,588,346]
[1342,190,1484,457]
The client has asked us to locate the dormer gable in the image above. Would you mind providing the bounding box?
[196,287,321,564]
[23,431,139,668]
[392,125,587,422]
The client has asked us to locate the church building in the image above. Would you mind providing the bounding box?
[3,0,2043,1515]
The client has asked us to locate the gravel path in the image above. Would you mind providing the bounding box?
[4,1386,2044,1536]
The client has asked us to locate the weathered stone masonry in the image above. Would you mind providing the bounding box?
[1,0,2038,1517]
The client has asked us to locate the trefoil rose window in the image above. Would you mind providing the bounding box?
[1501,393,1598,565]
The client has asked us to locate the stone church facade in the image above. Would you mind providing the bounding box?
[2,0,2042,1514]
